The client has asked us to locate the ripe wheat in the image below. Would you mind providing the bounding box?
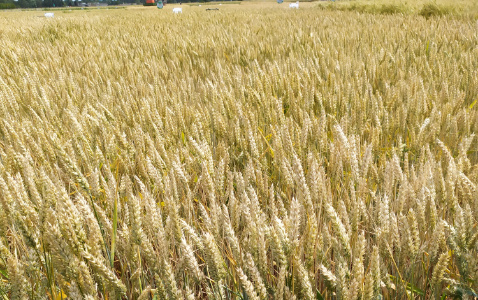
[0,3,477,299]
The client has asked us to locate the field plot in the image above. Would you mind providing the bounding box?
[0,3,478,299]
[315,0,478,18]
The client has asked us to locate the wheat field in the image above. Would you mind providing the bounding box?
[0,3,477,299]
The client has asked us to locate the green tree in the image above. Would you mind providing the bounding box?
[18,0,36,8]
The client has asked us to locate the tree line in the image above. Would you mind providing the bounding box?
[0,0,235,8]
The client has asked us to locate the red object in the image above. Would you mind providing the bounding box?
[146,0,154,4]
